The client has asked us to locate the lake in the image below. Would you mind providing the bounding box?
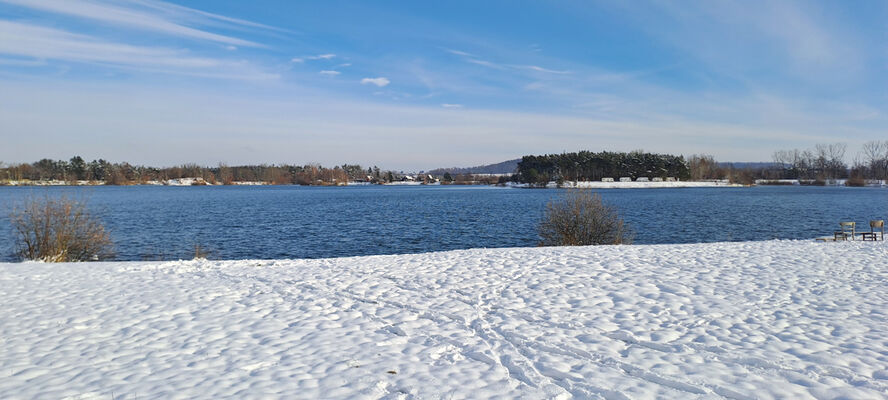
[1,185,886,261]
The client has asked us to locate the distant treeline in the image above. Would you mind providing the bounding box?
[0,157,409,185]
[517,151,690,184]
[691,141,888,184]
[4,140,887,186]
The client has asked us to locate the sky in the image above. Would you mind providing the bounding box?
[0,0,886,171]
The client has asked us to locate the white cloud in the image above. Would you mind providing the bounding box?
[445,48,568,74]
[361,77,390,87]
[466,59,504,69]
[336,63,352,68]
[319,70,340,76]
[443,48,474,57]
[6,80,879,170]
[2,79,885,170]
[613,1,860,78]
[521,65,570,74]
[0,57,48,67]
[293,54,336,63]
[441,103,463,108]
[0,0,263,47]
[0,21,276,80]
[128,0,290,33]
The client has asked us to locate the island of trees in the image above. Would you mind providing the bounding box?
[515,141,888,186]
[516,151,690,185]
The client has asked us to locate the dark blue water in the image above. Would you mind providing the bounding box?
[1,185,886,261]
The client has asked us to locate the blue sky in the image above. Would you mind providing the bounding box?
[0,0,885,170]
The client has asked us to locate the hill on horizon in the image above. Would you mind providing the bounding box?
[428,159,520,175]
[718,162,780,169]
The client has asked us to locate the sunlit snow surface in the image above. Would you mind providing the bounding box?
[2,240,887,399]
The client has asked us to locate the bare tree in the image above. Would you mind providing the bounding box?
[687,154,721,181]
[861,140,888,180]
[815,143,847,180]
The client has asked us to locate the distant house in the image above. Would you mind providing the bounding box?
[651,177,663,182]
[636,177,649,182]
[619,177,632,182]
[601,177,614,182]
[665,177,677,182]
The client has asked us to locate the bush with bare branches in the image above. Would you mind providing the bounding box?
[10,196,114,262]
[538,190,633,246]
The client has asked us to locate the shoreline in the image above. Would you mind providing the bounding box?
[4,180,886,190]
[0,180,758,188]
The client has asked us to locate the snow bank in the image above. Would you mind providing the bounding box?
[2,240,886,399]
[560,180,742,189]
[507,180,743,189]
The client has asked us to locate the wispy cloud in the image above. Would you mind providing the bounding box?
[0,57,49,67]
[291,54,336,63]
[610,0,861,80]
[443,48,474,57]
[6,80,876,169]
[441,103,463,108]
[0,21,276,80]
[466,59,504,69]
[127,0,291,34]
[444,48,567,74]
[319,70,340,76]
[520,65,570,74]
[0,0,266,47]
[361,77,390,87]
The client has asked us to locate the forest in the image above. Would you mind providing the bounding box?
[516,150,690,185]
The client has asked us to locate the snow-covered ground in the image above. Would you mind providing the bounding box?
[755,179,888,187]
[506,181,743,189]
[1,240,886,399]
[559,180,742,189]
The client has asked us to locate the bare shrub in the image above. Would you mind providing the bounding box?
[538,190,633,246]
[10,196,114,262]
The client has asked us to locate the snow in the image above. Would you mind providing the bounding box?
[561,180,742,189]
[2,180,101,186]
[755,179,888,187]
[1,240,886,399]
[507,180,743,189]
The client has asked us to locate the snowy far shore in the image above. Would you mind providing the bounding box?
[2,240,887,399]
[524,180,744,189]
